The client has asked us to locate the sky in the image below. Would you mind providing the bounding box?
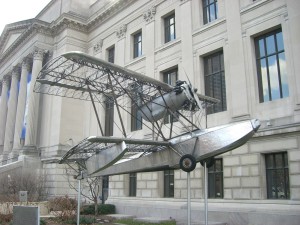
[0,0,51,35]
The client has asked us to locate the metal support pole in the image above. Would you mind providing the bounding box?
[77,171,82,225]
[187,172,191,225]
[204,162,208,225]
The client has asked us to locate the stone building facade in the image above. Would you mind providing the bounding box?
[0,0,299,224]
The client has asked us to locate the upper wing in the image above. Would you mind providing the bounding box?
[34,51,219,140]
[34,51,173,103]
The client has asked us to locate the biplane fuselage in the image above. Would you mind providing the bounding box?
[140,82,195,122]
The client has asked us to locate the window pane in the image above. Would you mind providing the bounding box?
[278,53,289,98]
[275,153,283,168]
[209,4,216,21]
[266,35,276,55]
[260,58,270,102]
[267,55,280,100]
[215,173,222,198]
[276,32,284,52]
[265,154,273,168]
[258,39,265,58]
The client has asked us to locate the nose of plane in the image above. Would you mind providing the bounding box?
[251,119,261,132]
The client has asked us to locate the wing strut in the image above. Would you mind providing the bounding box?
[87,83,104,136]
[109,72,168,141]
[107,71,127,137]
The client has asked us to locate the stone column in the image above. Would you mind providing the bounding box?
[23,49,44,154]
[2,67,21,162]
[12,59,31,158]
[0,75,10,155]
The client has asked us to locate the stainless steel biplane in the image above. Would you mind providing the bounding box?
[34,51,260,176]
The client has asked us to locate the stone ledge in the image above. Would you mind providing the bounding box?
[107,214,135,220]
[134,217,175,223]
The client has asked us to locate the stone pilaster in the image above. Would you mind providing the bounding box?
[224,0,250,120]
[2,67,21,162]
[0,75,11,155]
[12,58,31,158]
[23,48,44,155]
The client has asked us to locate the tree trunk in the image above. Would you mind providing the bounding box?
[94,198,98,216]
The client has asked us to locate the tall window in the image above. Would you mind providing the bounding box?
[129,173,137,197]
[265,152,290,199]
[131,83,142,131]
[133,31,142,58]
[101,176,109,204]
[164,170,174,197]
[208,158,223,198]
[255,29,289,103]
[104,97,114,136]
[107,46,115,63]
[203,0,218,24]
[204,51,226,114]
[164,13,176,43]
[163,68,178,123]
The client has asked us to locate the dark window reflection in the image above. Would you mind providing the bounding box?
[203,0,218,24]
[164,170,174,197]
[265,152,290,199]
[208,158,223,198]
[204,51,226,114]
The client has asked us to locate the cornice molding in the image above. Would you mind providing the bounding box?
[0,0,137,65]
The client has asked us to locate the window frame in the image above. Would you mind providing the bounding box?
[164,169,174,198]
[208,158,223,199]
[203,0,218,25]
[254,28,289,103]
[107,45,115,63]
[133,31,142,58]
[265,152,290,199]
[164,13,176,43]
[104,96,114,136]
[130,83,143,131]
[203,50,226,114]
[129,172,137,197]
[163,68,178,124]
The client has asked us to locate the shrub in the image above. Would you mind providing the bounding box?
[48,195,77,221]
[65,216,95,224]
[81,204,115,215]
[81,205,94,215]
[0,213,13,223]
[98,204,115,215]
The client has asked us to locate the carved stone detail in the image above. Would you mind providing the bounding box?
[33,48,46,61]
[12,66,21,80]
[143,6,156,22]
[2,75,11,86]
[116,24,127,39]
[93,39,103,54]
[22,58,31,70]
